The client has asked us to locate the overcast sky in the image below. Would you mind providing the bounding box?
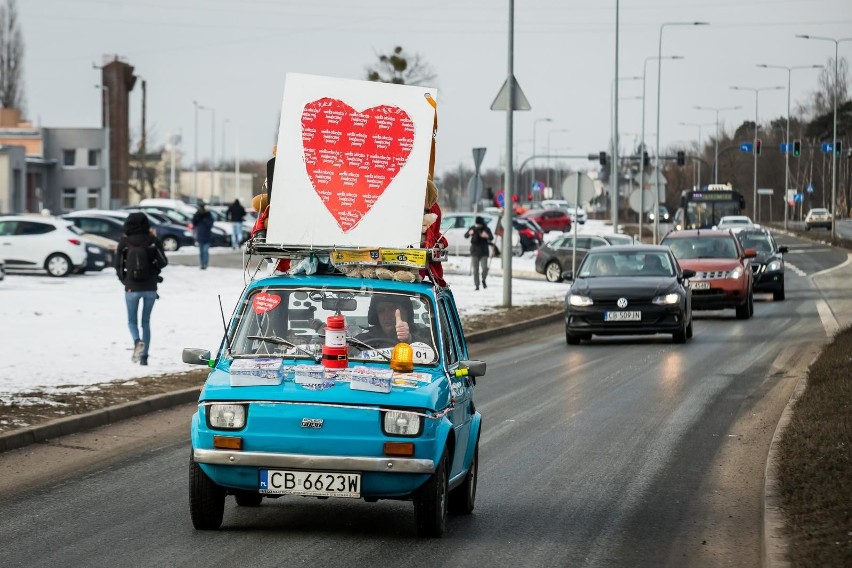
[18,0,852,181]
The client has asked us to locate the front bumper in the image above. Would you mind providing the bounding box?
[753,269,784,292]
[565,303,686,335]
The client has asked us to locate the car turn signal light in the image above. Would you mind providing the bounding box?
[213,435,243,450]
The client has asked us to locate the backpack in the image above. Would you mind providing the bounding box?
[123,240,167,283]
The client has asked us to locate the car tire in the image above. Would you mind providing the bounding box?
[736,292,753,320]
[749,292,754,316]
[448,437,478,515]
[565,327,581,345]
[545,261,563,283]
[189,453,226,530]
[686,318,694,339]
[162,236,180,252]
[414,447,448,538]
[234,491,264,507]
[673,319,687,343]
[45,253,72,277]
[774,282,785,301]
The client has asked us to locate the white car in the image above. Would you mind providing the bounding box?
[0,215,88,277]
[439,212,522,256]
[540,199,587,224]
[0,257,5,281]
[716,215,755,231]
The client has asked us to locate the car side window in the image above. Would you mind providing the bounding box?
[437,300,458,366]
[17,221,55,235]
[575,237,592,250]
[0,220,16,236]
[588,237,608,249]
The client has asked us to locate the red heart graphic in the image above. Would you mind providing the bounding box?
[301,98,414,232]
[252,292,281,315]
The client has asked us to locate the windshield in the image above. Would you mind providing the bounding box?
[230,286,439,365]
[664,236,738,259]
[578,251,675,277]
[737,233,773,253]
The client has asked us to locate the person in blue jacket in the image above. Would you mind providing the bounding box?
[191,201,215,269]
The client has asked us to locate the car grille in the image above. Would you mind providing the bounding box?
[695,270,730,280]
[751,263,764,275]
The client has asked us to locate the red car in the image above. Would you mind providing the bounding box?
[522,209,572,233]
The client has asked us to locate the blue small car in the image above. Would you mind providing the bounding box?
[183,270,485,537]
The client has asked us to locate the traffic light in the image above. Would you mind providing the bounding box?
[755,139,762,156]
[793,139,801,157]
[643,151,650,168]
[599,151,608,166]
[676,151,685,166]
[836,140,843,157]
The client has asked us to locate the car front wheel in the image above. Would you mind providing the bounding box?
[45,253,72,277]
[162,236,180,251]
[448,437,478,515]
[189,454,225,530]
[545,261,563,283]
[414,447,448,538]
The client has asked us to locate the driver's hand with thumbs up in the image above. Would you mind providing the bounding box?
[394,309,411,342]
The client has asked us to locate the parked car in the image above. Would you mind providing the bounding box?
[78,238,112,273]
[661,229,756,319]
[563,245,694,344]
[0,257,5,281]
[735,228,787,301]
[513,217,543,252]
[535,233,634,282]
[0,215,88,277]
[123,205,229,247]
[715,215,755,231]
[439,212,522,256]
[117,209,196,251]
[182,264,485,536]
[62,212,126,242]
[540,199,587,224]
[804,208,832,230]
[522,208,572,233]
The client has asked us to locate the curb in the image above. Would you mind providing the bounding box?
[0,386,201,454]
[0,311,563,454]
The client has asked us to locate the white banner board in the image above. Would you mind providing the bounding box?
[266,73,437,248]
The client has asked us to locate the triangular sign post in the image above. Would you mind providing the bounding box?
[490,76,531,111]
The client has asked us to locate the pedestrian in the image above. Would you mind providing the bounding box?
[464,216,494,291]
[192,201,215,269]
[225,198,246,249]
[115,212,168,366]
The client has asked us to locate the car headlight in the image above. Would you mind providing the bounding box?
[652,293,680,305]
[382,410,422,437]
[767,260,782,272]
[183,230,194,237]
[207,404,246,430]
[568,294,594,307]
[729,267,743,279]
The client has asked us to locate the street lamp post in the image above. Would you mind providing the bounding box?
[192,100,201,203]
[796,35,852,240]
[222,118,230,203]
[532,117,552,197]
[641,55,683,241]
[195,103,215,203]
[655,22,709,243]
[678,122,714,190]
[611,75,642,231]
[96,84,110,208]
[547,128,570,192]
[756,63,823,230]
[693,105,741,184]
[730,85,784,222]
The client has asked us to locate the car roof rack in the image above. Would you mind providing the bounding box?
[245,237,449,288]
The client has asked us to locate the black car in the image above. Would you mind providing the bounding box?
[62,213,126,242]
[735,228,788,301]
[125,205,229,247]
[563,245,695,344]
[535,233,634,282]
[122,208,196,251]
[513,217,542,252]
[78,238,112,273]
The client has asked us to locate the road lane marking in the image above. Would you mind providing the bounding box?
[815,299,839,336]
[784,262,806,277]
[810,251,852,279]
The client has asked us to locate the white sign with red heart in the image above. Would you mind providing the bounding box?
[267,74,437,248]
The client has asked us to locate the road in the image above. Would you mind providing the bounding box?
[786,218,852,240]
[0,233,846,568]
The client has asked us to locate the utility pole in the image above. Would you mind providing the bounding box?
[140,79,147,199]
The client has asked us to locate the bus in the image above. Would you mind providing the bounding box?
[673,183,747,230]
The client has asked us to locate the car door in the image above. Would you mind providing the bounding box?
[0,220,21,265]
[437,294,472,479]
[15,220,59,267]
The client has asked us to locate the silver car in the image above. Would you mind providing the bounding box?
[439,212,522,256]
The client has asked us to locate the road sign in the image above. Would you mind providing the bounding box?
[740,142,753,153]
[531,180,544,192]
[821,143,833,153]
[780,143,793,154]
[562,172,595,205]
[472,147,487,169]
[794,193,804,203]
[757,188,774,195]
[806,183,814,194]
[628,189,655,213]
[468,175,484,208]
[490,76,531,111]
[495,190,505,207]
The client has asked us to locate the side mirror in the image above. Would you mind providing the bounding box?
[744,248,757,259]
[682,269,696,279]
[561,270,574,281]
[183,347,212,366]
[458,360,486,378]
[778,246,788,254]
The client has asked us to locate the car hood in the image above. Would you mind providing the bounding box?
[570,276,678,300]
[751,251,780,264]
[200,363,452,412]
[676,258,741,272]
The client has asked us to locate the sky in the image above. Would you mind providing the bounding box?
[17,0,852,184]
[0,238,581,401]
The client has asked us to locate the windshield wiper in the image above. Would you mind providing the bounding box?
[247,335,319,361]
[346,336,392,361]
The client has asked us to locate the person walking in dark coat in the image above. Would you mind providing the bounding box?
[225,199,246,249]
[115,212,168,366]
[192,201,215,269]
[464,216,494,290]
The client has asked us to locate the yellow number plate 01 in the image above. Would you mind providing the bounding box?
[259,469,360,498]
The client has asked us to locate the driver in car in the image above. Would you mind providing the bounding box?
[356,295,428,345]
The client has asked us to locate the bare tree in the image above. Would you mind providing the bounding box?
[810,57,848,117]
[0,0,24,110]
[365,46,437,86]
